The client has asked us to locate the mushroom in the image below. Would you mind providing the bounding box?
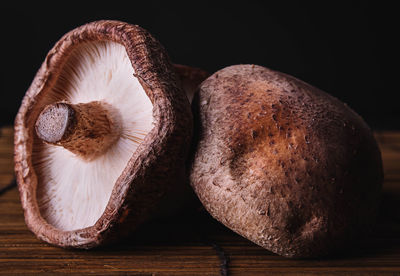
[14,20,200,248]
[190,64,383,258]
[173,64,210,103]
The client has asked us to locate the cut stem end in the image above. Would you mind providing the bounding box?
[35,101,122,161]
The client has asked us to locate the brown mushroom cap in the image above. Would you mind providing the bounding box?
[14,20,193,248]
[173,64,210,103]
[190,64,383,258]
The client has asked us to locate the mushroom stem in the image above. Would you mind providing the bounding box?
[35,101,122,161]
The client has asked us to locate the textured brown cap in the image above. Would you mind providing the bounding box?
[190,64,383,258]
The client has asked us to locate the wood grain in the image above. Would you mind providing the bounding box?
[1,126,400,275]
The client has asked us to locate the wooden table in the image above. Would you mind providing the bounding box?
[1,126,400,275]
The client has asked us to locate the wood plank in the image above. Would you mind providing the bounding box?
[1,126,400,275]
[0,127,14,191]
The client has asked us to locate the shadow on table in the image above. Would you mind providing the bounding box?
[317,189,400,261]
[104,204,244,249]
[95,186,400,262]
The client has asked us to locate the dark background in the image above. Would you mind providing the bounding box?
[1,2,397,129]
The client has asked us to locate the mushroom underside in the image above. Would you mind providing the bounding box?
[32,41,154,231]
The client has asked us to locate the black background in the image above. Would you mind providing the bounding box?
[1,2,397,129]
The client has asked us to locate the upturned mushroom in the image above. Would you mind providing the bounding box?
[190,64,383,258]
[14,20,205,248]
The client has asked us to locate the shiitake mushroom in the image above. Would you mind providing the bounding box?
[14,20,206,248]
[190,64,383,258]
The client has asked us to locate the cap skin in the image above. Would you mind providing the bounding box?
[190,64,383,258]
[14,20,193,248]
[173,64,210,103]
